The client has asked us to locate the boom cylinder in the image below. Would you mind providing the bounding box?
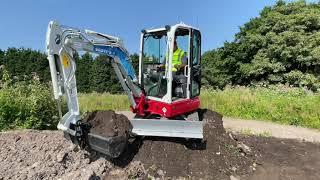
[47,55,59,100]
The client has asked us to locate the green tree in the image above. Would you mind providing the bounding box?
[202,0,320,90]
[3,48,49,83]
[89,55,122,93]
[0,49,4,78]
[76,53,92,92]
[130,53,139,72]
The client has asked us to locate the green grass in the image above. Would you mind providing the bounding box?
[238,128,272,137]
[78,92,129,112]
[78,86,320,129]
[258,131,272,137]
[201,86,320,129]
[239,129,254,136]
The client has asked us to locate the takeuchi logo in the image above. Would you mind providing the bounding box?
[94,46,115,55]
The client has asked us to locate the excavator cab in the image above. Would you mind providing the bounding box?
[128,24,203,142]
[138,24,201,118]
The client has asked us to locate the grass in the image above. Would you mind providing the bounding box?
[78,92,129,112]
[238,128,272,137]
[78,86,320,129]
[258,131,272,137]
[201,86,320,129]
[239,129,254,136]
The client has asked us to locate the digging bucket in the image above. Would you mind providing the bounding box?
[87,133,128,158]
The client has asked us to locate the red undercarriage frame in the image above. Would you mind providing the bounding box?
[131,94,200,118]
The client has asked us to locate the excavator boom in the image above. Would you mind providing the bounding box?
[46,21,143,133]
[46,21,146,157]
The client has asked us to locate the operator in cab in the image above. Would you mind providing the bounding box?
[160,37,187,73]
[171,38,187,73]
[161,37,188,98]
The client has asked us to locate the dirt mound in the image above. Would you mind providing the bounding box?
[0,110,256,179]
[0,130,108,179]
[0,130,152,180]
[112,109,256,179]
[84,110,132,137]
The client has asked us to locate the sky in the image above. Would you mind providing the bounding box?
[0,0,316,54]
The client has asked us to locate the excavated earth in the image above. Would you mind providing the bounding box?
[1,109,320,180]
[112,110,257,179]
[84,111,132,138]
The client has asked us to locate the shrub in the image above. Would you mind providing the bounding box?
[0,70,58,131]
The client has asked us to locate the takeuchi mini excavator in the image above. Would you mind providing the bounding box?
[46,21,203,157]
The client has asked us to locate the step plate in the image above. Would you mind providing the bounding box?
[130,118,203,139]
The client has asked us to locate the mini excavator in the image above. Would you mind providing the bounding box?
[46,21,203,157]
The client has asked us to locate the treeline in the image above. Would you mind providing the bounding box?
[0,48,51,83]
[201,0,320,91]
[0,48,139,93]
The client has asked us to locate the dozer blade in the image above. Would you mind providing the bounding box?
[130,118,203,139]
[87,133,128,158]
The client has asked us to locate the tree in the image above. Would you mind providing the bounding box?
[76,53,93,92]
[0,47,140,93]
[130,53,139,72]
[0,49,4,77]
[0,49,4,65]
[3,48,49,82]
[89,55,122,93]
[202,0,320,90]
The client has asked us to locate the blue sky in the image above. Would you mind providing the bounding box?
[0,0,315,54]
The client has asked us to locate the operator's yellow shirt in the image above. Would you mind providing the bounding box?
[171,48,186,72]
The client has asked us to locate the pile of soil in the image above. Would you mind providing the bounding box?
[0,110,257,179]
[113,109,257,179]
[84,110,132,138]
[0,130,107,179]
[0,130,149,180]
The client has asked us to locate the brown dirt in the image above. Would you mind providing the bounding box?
[238,136,320,180]
[112,109,257,179]
[1,110,319,179]
[0,130,151,180]
[84,110,132,137]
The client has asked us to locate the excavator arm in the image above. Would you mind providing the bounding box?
[46,21,146,157]
[46,21,144,135]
